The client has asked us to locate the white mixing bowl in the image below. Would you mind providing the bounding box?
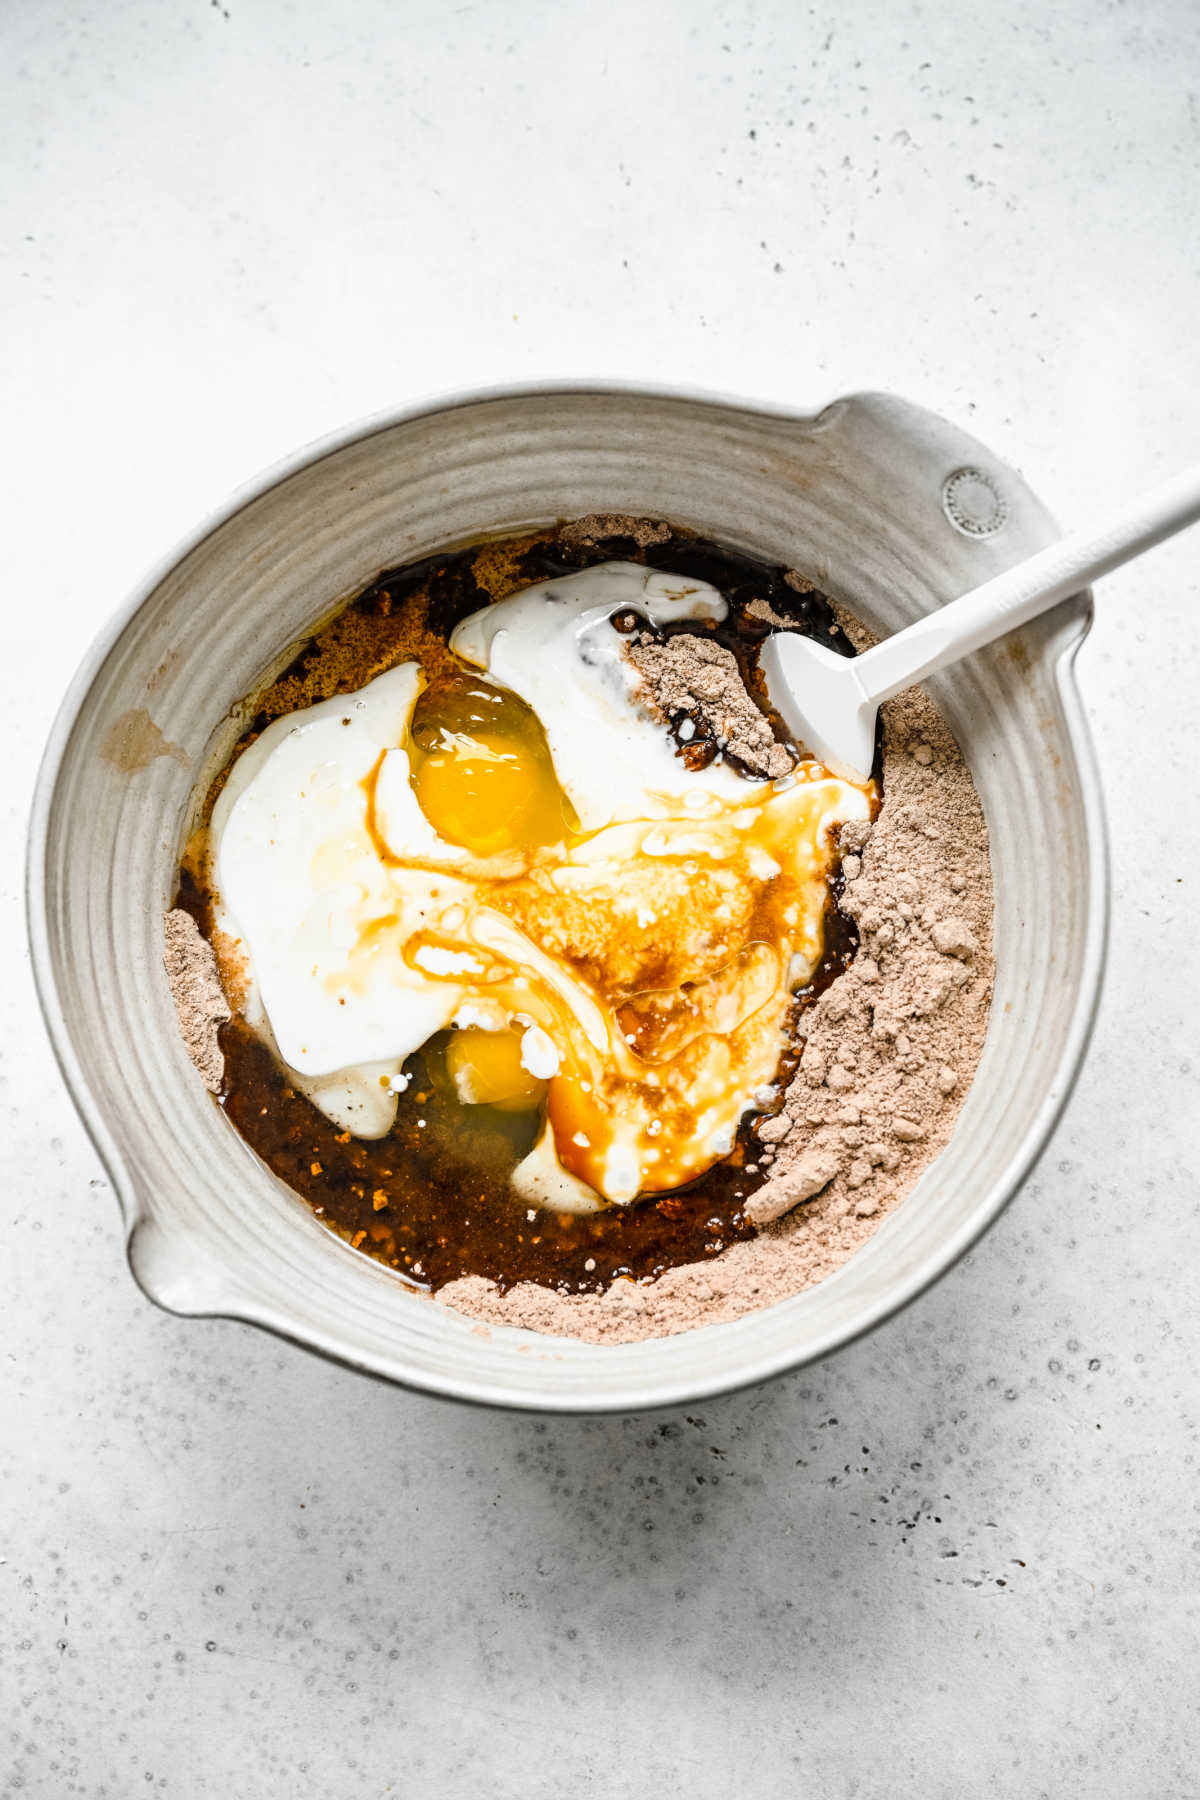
[27,385,1107,1412]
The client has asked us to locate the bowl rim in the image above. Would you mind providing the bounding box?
[25,380,1110,1412]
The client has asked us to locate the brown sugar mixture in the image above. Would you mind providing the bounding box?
[167,517,992,1343]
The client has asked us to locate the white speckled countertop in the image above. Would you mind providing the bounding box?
[3,2,1198,1794]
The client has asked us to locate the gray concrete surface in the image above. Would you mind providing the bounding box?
[2,1,1198,1794]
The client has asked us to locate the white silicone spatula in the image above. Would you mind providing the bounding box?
[761,463,1200,781]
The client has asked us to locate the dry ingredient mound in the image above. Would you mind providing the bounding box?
[163,908,229,1093]
[628,634,795,778]
[438,605,993,1344]
[557,513,672,554]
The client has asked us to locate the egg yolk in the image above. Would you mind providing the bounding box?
[408,673,576,856]
[445,1027,548,1113]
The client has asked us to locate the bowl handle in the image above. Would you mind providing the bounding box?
[126,1212,251,1319]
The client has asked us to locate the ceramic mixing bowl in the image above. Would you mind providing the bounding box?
[27,385,1107,1412]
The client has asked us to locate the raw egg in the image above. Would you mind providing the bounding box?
[407,673,576,856]
[445,1026,549,1113]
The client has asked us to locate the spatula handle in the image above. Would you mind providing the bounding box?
[857,462,1200,706]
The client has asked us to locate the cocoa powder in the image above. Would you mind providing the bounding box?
[739,683,992,1235]
[557,513,671,554]
[627,633,795,777]
[163,908,230,1093]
